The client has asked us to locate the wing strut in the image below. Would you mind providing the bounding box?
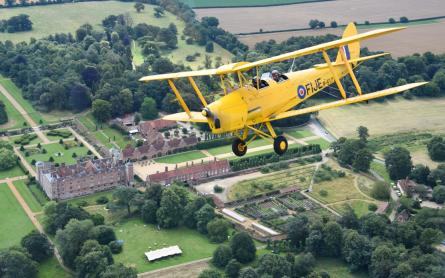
[188,77,208,107]
[167,79,191,117]
[322,50,347,99]
[340,46,362,95]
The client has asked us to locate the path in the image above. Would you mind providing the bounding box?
[300,191,341,217]
[68,127,103,159]
[13,148,37,176]
[138,258,210,278]
[308,117,336,142]
[0,84,50,143]
[5,178,73,274]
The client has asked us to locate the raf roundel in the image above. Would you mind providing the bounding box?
[297,85,307,99]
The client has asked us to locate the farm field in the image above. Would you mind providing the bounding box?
[0,76,46,125]
[180,0,318,8]
[13,180,42,213]
[196,0,445,33]
[228,164,315,200]
[317,97,445,138]
[22,142,90,167]
[154,150,207,164]
[0,183,35,249]
[0,164,26,180]
[114,218,219,273]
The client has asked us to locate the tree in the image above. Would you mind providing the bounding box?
[43,201,91,235]
[212,245,232,267]
[225,259,242,278]
[389,18,396,24]
[0,248,38,278]
[432,185,445,203]
[330,21,338,28]
[309,19,320,29]
[156,187,183,228]
[75,250,110,278]
[81,66,100,89]
[91,213,105,226]
[318,21,325,28]
[287,215,309,248]
[154,7,165,18]
[207,218,229,243]
[359,213,388,237]
[369,245,398,278]
[92,99,112,123]
[352,148,373,172]
[323,221,343,257]
[0,148,16,170]
[134,2,145,13]
[205,42,214,53]
[195,204,215,234]
[292,253,316,277]
[0,100,8,124]
[141,200,158,224]
[342,230,372,271]
[183,196,207,228]
[140,97,158,120]
[21,231,53,262]
[410,164,430,184]
[112,187,138,215]
[100,263,138,278]
[239,267,258,278]
[384,147,413,180]
[198,269,222,278]
[357,126,369,142]
[371,181,391,200]
[230,232,256,263]
[427,136,445,161]
[69,83,91,112]
[256,254,292,278]
[91,225,116,245]
[400,16,409,23]
[305,230,324,256]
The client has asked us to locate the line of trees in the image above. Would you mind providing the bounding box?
[0,14,33,33]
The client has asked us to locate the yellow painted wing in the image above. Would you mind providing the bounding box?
[162,112,208,123]
[233,27,405,72]
[268,82,427,121]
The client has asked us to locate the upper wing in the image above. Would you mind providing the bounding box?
[233,27,405,72]
[268,82,427,121]
[162,112,208,123]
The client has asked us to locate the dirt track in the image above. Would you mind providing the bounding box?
[196,0,445,33]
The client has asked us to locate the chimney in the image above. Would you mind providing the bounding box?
[186,162,188,167]
[175,164,178,169]
[165,166,168,172]
[201,159,204,164]
[214,157,217,162]
[191,161,194,166]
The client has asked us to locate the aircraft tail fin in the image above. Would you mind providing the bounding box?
[336,22,360,64]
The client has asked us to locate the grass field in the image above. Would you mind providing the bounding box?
[309,175,370,204]
[315,258,368,278]
[154,150,207,164]
[14,180,42,213]
[228,165,315,200]
[0,85,27,131]
[286,127,314,139]
[370,161,392,183]
[114,218,219,273]
[23,142,90,167]
[0,184,35,249]
[318,97,445,138]
[0,76,46,125]
[306,138,330,150]
[331,200,375,218]
[65,189,115,207]
[38,257,72,278]
[181,0,318,8]
[206,138,269,156]
[0,164,26,180]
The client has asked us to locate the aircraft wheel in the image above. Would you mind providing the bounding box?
[232,138,247,157]
[273,136,288,156]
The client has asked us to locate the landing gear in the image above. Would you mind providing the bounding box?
[273,135,288,155]
[232,138,247,157]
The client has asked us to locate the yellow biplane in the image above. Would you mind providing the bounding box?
[140,23,427,157]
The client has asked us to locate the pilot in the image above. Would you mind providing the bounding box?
[252,76,267,89]
[272,70,282,82]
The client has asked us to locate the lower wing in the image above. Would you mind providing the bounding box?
[162,111,208,123]
[268,82,427,121]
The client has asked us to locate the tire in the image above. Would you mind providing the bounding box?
[273,135,288,155]
[232,138,247,157]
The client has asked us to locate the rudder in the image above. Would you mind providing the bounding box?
[336,22,360,65]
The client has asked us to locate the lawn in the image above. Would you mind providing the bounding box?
[114,218,219,273]
[370,161,392,183]
[228,165,315,200]
[305,138,331,150]
[38,257,72,278]
[14,180,43,213]
[331,200,375,218]
[180,0,318,8]
[314,258,369,278]
[0,164,26,179]
[154,150,207,164]
[10,133,42,146]
[23,142,90,167]
[206,138,269,156]
[0,184,35,249]
[29,183,49,206]
[317,97,445,138]
[65,189,115,207]
[286,127,314,139]
[0,76,46,125]
[229,142,302,161]
[0,86,26,131]
[309,175,370,204]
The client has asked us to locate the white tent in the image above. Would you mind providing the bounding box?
[145,245,182,262]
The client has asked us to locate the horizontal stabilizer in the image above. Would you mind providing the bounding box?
[162,111,208,123]
[269,82,427,121]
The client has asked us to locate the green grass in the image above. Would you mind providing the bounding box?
[331,200,375,218]
[309,175,370,204]
[0,76,46,125]
[38,257,72,278]
[305,138,331,150]
[0,164,26,179]
[0,183,35,249]
[44,128,73,141]
[114,218,219,273]
[229,142,302,161]
[314,258,369,278]
[370,161,392,183]
[65,189,115,206]
[0,86,27,131]
[13,180,42,213]
[23,142,90,167]
[180,0,319,8]
[29,183,49,206]
[78,113,128,149]
[286,127,314,139]
[154,150,207,164]
[206,138,269,156]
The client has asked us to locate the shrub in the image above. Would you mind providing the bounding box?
[330,21,338,28]
[371,181,391,200]
[108,240,123,254]
[96,196,109,204]
[400,16,409,23]
[213,185,224,193]
[389,18,396,24]
[76,200,88,207]
[319,189,328,197]
[368,203,378,212]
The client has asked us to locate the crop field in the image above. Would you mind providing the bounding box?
[196,0,445,33]
[154,150,207,164]
[22,142,90,167]
[180,0,318,8]
[228,164,315,200]
[14,180,42,213]
[114,218,219,273]
[317,97,445,138]
[0,184,35,249]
